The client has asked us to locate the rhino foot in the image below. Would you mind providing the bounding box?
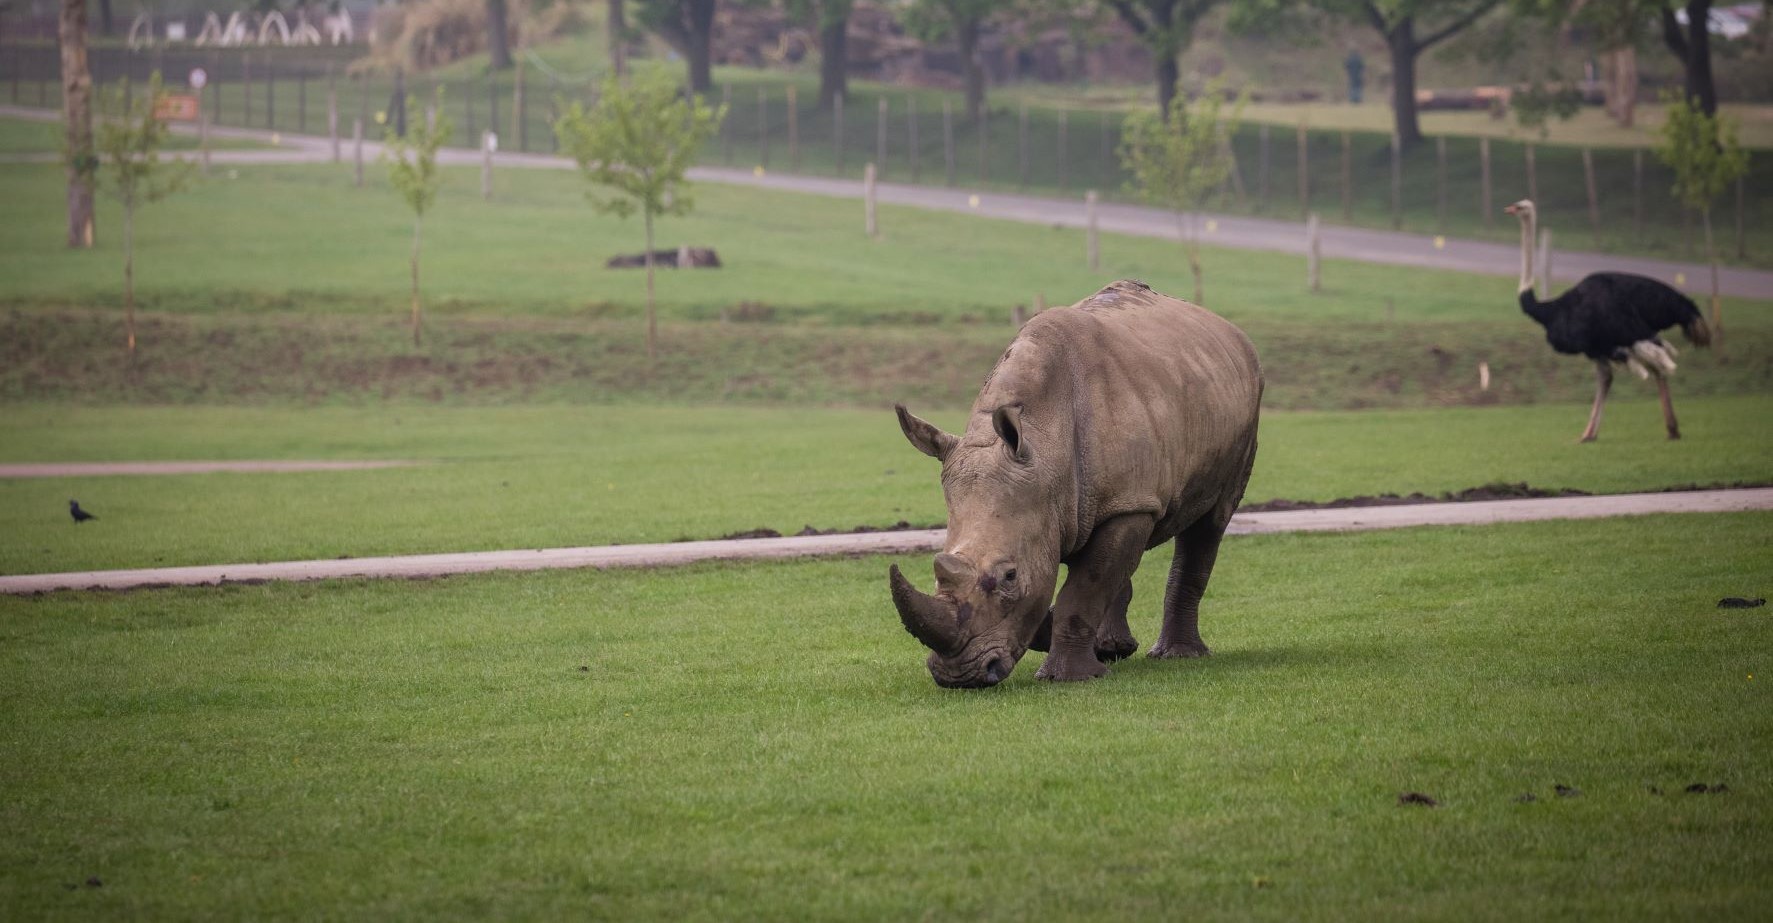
[1035,652,1110,682]
[1094,634,1139,663]
[1148,639,1211,659]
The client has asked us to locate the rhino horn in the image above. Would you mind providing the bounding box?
[889,564,964,656]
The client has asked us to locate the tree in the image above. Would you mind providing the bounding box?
[1304,0,1501,146]
[785,0,854,108]
[634,0,719,93]
[905,0,1004,123]
[610,0,629,79]
[382,90,453,347]
[1655,93,1748,335]
[1659,0,1717,115]
[486,0,514,69]
[1119,85,1245,305]
[60,0,96,249]
[93,73,192,357]
[555,74,725,362]
[1106,0,1224,121]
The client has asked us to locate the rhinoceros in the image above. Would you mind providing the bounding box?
[890,280,1263,687]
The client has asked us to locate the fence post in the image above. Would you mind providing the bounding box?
[352,116,364,187]
[759,86,769,169]
[1736,174,1747,259]
[482,129,494,200]
[1306,212,1321,292]
[328,78,340,161]
[721,83,733,164]
[266,58,275,130]
[864,162,878,238]
[464,77,475,143]
[834,92,844,175]
[978,109,989,184]
[943,99,955,186]
[1479,136,1492,231]
[1258,124,1270,212]
[514,57,526,152]
[9,54,17,104]
[1296,122,1309,219]
[243,53,252,126]
[1086,189,1100,272]
[787,84,799,172]
[876,96,887,179]
[1435,136,1447,234]
[1340,130,1351,222]
[548,77,560,152]
[200,109,211,175]
[1390,132,1402,230]
[392,68,406,138]
[1582,147,1601,247]
[1018,101,1028,190]
[907,95,919,183]
[210,55,220,124]
[1099,109,1111,187]
[297,69,305,134]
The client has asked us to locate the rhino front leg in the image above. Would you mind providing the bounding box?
[1038,514,1154,682]
[1149,516,1226,659]
[1094,581,1138,662]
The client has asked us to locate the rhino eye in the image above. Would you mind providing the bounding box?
[1003,569,1017,583]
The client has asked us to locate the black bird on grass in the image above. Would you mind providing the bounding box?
[1505,200,1711,443]
[69,500,96,524]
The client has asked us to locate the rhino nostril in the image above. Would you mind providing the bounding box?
[984,657,1008,684]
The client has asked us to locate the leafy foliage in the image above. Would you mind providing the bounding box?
[555,74,724,222]
[1511,78,1583,139]
[1119,86,1246,217]
[382,89,453,220]
[1655,92,1750,212]
[93,72,192,211]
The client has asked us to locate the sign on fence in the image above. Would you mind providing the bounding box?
[154,94,201,121]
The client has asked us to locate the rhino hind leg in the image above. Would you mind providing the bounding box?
[1094,581,1139,662]
[1038,514,1154,683]
[1149,517,1226,660]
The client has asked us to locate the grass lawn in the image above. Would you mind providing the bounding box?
[1,512,1768,919]
[2,396,1768,575]
[0,116,266,155]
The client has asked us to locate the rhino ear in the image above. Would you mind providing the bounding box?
[896,404,957,461]
[992,403,1032,464]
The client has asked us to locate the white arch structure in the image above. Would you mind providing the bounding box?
[126,11,154,49]
[257,11,291,46]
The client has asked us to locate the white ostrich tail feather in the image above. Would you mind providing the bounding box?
[1630,339,1678,376]
[1625,356,1651,380]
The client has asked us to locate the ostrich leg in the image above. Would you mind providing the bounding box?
[1655,373,1681,440]
[1579,360,1613,443]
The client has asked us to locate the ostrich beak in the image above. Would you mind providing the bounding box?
[1503,204,1519,216]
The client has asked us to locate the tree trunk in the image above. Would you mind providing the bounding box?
[643,207,658,362]
[817,13,849,109]
[1662,0,1717,115]
[686,0,716,94]
[97,0,113,35]
[1702,206,1720,338]
[410,216,424,347]
[1386,21,1423,148]
[1608,47,1637,127]
[485,0,513,70]
[609,0,627,79]
[957,17,984,124]
[123,201,135,355]
[1155,53,1179,121]
[60,0,96,249]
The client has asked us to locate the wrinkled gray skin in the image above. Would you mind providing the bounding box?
[891,281,1263,688]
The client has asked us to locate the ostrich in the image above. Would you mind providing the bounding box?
[1505,199,1711,442]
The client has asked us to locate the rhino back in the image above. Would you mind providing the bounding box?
[970,281,1262,552]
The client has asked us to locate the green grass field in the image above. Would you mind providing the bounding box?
[0,116,266,155]
[2,397,1770,576]
[3,512,1768,919]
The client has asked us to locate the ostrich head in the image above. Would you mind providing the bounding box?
[1503,199,1536,221]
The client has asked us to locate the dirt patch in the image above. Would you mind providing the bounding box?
[1238,480,1773,513]
[0,460,419,478]
[711,520,943,542]
[1398,792,1440,807]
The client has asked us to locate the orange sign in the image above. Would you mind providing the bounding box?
[154,94,201,122]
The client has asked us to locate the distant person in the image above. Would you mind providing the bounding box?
[1345,49,1365,104]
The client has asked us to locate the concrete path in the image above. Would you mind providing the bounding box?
[6,104,1768,299]
[0,460,418,478]
[5,488,1767,594]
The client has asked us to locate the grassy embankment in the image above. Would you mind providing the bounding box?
[2,511,1769,919]
[3,160,1767,411]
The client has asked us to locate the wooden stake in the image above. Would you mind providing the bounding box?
[1389,132,1402,230]
[978,109,989,184]
[1536,227,1552,297]
[1736,175,1747,260]
[1479,137,1492,231]
[759,86,769,169]
[481,130,493,200]
[907,96,919,183]
[788,85,799,173]
[1339,130,1350,222]
[834,92,844,175]
[943,99,955,187]
[352,116,364,187]
[721,84,733,165]
[1058,110,1068,190]
[328,83,340,162]
[864,162,878,238]
[1296,122,1309,219]
[1258,124,1270,212]
[1033,292,1046,314]
[1018,101,1028,190]
[199,110,211,175]
[1435,136,1447,234]
[876,96,887,179]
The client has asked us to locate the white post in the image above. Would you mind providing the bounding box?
[1306,212,1321,293]
[352,116,364,187]
[1085,190,1100,272]
[1033,292,1046,315]
[864,162,878,238]
[481,130,493,200]
[677,244,692,269]
[328,87,340,162]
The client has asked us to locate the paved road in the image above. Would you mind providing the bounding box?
[7,104,1769,299]
[5,488,1767,594]
[0,460,419,477]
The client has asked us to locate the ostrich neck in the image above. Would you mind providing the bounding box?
[1518,212,1536,296]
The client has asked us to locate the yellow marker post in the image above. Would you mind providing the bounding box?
[1433,236,1446,250]
[753,165,765,177]
[967,194,980,208]
[1205,219,1218,233]
[1675,272,1687,287]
